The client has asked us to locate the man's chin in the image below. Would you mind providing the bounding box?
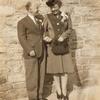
[52,11,59,15]
[52,12,57,14]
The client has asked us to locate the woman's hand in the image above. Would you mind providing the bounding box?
[58,36,64,42]
[43,36,52,42]
[29,50,36,57]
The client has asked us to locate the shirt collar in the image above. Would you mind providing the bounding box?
[27,13,37,24]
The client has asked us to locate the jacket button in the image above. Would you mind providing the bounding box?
[57,29,60,31]
[57,23,60,25]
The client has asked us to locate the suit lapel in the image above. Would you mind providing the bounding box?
[26,15,39,30]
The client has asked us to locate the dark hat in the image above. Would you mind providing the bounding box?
[46,0,62,7]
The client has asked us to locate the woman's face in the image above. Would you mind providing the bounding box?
[50,4,60,14]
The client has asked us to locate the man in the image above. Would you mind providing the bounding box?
[17,1,47,100]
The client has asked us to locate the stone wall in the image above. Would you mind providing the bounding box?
[0,0,100,100]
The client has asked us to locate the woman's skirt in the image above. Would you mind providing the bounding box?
[46,46,75,74]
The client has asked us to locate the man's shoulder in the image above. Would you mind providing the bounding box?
[17,16,27,24]
[44,13,54,21]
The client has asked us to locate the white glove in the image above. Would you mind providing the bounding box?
[43,36,52,42]
[58,36,64,42]
[29,50,35,57]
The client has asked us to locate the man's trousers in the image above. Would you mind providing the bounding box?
[24,55,46,100]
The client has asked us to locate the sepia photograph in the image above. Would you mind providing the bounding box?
[0,0,100,100]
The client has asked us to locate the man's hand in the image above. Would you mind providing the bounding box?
[58,36,64,42]
[29,50,35,57]
[43,36,52,42]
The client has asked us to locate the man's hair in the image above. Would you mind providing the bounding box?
[25,1,32,11]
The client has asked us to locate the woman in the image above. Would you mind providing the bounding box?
[43,0,75,100]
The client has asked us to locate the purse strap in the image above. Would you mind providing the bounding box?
[45,14,56,39]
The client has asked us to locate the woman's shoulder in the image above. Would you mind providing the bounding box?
[43,13,52,21]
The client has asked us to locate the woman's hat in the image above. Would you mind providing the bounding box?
[46,0,62,7]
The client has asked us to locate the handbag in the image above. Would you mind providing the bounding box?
[51,38,69,55]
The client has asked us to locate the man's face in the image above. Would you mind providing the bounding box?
[50,4,60,14]
[28,3,39,15]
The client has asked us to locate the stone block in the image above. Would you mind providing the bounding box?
[69,86,100,100]
[7,52,23,60]
[0,38,6,53]
[15,97,28,100]
[0,83,13,92]
[90,57,100,64]
[7,60,25,83]
[7,73,25,83]
[5,88,27,100]
[0,6,15,16]
[73,6,91,16]
[81,0,100,7]
[12,82,26,89]
[0,60,7,68]
[80,48,96,57]
[78,69,89,84]
[0,54,7,60]
[0,76,7,85]
[7,60,24,72]
[72,15,81,25]
[62,0,79,5]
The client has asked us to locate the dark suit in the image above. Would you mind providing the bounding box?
[17,15,46,100]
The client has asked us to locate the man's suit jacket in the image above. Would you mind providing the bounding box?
[17,15,44,59]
